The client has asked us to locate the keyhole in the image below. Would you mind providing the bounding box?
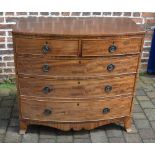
[78,81,80,84]
[77,103,79,106]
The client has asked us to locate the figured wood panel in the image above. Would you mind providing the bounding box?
[16,55,139,77]
[13,17,145,37]
[18,75,136,99]
[21,96,132,122]
[15,38,79,56]
[82,37,142,56]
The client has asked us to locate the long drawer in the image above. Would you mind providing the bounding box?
[15,38,79,56]
[16,55,139,77]
[82,37,142,56]
[18,74,136,99]
[21,96,132,122]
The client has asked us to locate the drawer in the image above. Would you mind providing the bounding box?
[18,75,135,99]
[82,37,142,56]
[15,38,79,56]
[17,55,139,77]
[21,96,132,122]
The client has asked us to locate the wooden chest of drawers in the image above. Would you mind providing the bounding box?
[12,17,145,134]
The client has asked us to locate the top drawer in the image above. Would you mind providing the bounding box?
[15,38,79,56]
[82,37,142,56]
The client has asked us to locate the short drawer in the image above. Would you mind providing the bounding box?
[21,96,132,122]
[82,37,142,56]
[15,38,79,56]
[16,55,139,77]
[18,75,135,99]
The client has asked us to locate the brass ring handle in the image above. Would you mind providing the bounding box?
[42,64,50,72]
[42,44,50,54]
[42,86,53,94]
[43,109,52,116]
[104,85,112,93]
[107,64,115,72]
[102,108,110,114]
[108,45,117,53]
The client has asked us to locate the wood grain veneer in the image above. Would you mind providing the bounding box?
[21,96,132,122]
[16,55,139,77]
[18,74,135,98]
[12,17,145,134]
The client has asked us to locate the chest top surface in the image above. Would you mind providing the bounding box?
[13,17,145,37]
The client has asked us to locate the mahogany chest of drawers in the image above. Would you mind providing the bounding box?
[12,17,145,134]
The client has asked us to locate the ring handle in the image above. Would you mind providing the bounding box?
[108,44,117,53]
[42,86,54,94]
[104,85,112,93]
[42,44,50,54]
[42,64,50,72]
[102,108,110,114]
[107,64,115,72]
[43,109,52,116]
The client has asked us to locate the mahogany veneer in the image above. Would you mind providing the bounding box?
[12,17,145,134]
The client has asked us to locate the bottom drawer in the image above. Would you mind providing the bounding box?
[21,96,133,122]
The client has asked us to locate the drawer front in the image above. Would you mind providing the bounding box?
[15,38,79,56]
[82,37,142,56]
[17,55,139,77]
[21,96,132,122]
[18,75,135,98]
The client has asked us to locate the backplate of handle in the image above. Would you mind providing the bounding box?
[42,64,50,72]
[42,86,53,94]
[42,44,50,54]
[43,109,52,116]
[104,85,112,93]
[108,44,117,53]
[102,108,110,114]
[107,64,115,72]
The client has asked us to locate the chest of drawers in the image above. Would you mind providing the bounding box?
[12,17,145,134]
